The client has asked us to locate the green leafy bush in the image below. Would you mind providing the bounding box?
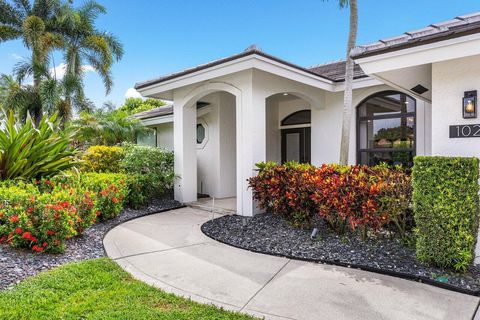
[0,172,129,253]
[80,144,174,208]
[0,111,78,180]
[0,183,77,253]
[119,97,166,115]
[413,156,480,271]
[121,144,174,207]
[71,110,150,147]
[80,173,128,221]
[81,145,125,172]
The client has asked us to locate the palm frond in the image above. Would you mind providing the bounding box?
[13,59,33,83]
[0,25,21,41]
[85,53,112,94]
[78,0,105,23]
[101,31,123,61]
[11,0,30,14]
[0,0,23,26]
[38,77,60,115]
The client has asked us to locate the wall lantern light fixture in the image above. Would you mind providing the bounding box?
[463,90,477,119]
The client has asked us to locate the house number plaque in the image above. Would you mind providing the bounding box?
[449,124,480,138]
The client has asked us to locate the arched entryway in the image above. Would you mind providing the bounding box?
[174,82,240,209]
[265,93,312,164]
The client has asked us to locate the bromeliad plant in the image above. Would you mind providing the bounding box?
[0,111,78,180]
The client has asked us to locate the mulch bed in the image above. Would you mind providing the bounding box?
[201,213,480,296]
[0,197,183,290]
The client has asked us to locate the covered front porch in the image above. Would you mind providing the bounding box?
[135,48,385,216]
[169,69,325,216]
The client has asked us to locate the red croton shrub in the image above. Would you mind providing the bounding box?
[249,161,317,227]
[249,162,412,238]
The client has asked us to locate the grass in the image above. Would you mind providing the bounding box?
[0,258,256,320]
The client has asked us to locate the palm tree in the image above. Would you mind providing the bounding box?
[0,73,61,122]
[55,0,123,121]
[0,0,64,125]
[70,108,150,147]
[328,0,358,165]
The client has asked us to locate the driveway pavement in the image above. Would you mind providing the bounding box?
[104,207,480,320]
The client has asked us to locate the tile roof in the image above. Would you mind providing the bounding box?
[133,104,173,119]
[352,12,480,58]
[134,46,362,90]
[308,61,366,82]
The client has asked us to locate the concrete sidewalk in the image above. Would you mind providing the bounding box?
[104,207,480,320]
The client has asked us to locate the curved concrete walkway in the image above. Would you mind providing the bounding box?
[104,207,480,320]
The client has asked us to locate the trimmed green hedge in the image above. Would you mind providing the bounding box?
[412,156,480,271]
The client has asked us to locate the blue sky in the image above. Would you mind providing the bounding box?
[1,0,479,107]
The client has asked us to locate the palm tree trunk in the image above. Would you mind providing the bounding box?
[32,52,43,127]
[339,0,358,165]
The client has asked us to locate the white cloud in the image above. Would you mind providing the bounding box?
[82,65,96,73]
[125,87,142,99]
[49,63,95,80]
[9,53,22,60]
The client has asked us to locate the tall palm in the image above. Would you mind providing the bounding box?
[0,0,64,125]
[56,0,123,121]
[0,73,61,122]
[328,0,358,165]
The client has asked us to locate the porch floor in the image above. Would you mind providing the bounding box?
[188,197,236,215]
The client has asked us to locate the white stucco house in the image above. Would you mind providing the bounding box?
[134,12,480,218]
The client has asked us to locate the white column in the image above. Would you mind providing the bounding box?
[237,81,266,216]
[173,98,197,203]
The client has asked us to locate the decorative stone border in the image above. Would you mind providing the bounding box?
[201,214,480,297]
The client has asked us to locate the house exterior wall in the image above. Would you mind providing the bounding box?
[156,122,174,151]
[196,93,219,197]
[218,92,237,198]
[431,54,480,157]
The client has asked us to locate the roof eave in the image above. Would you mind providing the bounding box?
[134,50,335,91]
[352,23,480,60]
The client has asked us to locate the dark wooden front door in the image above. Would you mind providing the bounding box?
[281,127,311,164]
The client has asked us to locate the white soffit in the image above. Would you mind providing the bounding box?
[355,33,480,75]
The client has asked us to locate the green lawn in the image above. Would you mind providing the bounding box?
[0,258,256,320]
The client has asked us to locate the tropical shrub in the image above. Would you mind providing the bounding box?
[0,111,78,180]
[81,145,125,172]
[0,184,77,253]
[249,161,316,227]
[121,144,174,207]
[119,97,166,115]
[311,164,412,238]
[413,156,479,271]
[38,178,97,233]
[249,162,412,237]
[0,172,129,253]
[80,173,128,221]
[70,109,150,147]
